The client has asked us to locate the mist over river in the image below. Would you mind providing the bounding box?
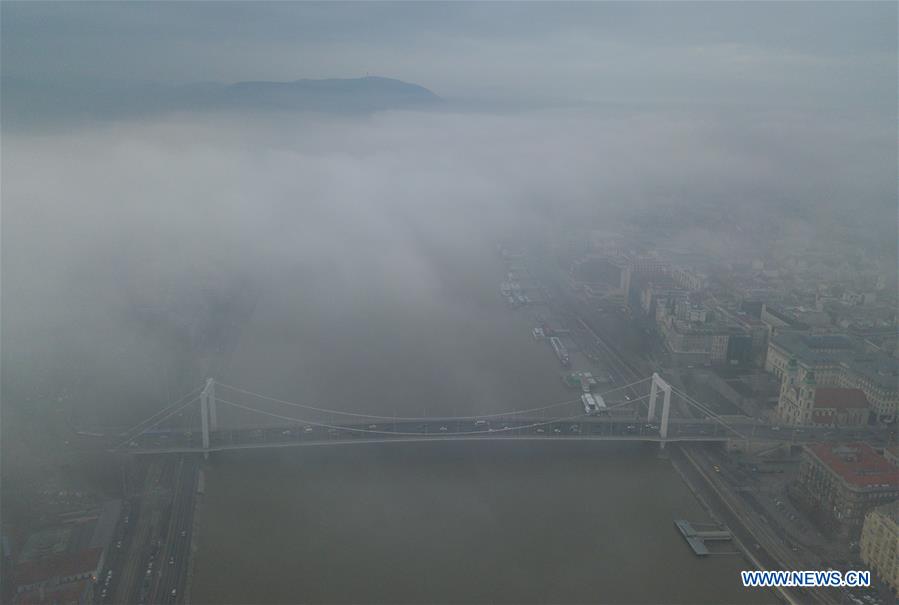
[190,244,772,604]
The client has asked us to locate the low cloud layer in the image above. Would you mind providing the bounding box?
[3,106,895,414]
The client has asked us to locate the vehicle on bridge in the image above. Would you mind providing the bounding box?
[581,392,607,415]
[581,393,598,415]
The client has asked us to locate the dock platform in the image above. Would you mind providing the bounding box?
[674,519,732,557]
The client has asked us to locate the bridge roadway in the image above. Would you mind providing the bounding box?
[121,415,886,455]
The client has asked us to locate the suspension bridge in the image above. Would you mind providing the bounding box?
[109,373,802,456]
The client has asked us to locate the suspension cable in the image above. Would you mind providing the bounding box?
[669,387,745,438]
[119,385,202,437]
[214,396,641,437]
[214,376,651,421]
[112,395,201,450]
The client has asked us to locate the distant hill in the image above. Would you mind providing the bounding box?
[2,76,443,128]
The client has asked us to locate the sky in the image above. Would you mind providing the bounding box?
[2,2,896,111]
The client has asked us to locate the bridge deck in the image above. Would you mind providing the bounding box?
[122,432,730,455]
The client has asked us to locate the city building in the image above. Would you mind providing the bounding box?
[885,445,899,467]
[860,500,898,594]
[671,266,707,291]
[12,578,94,605]
[797,443,899,534]
[807,387,870,427]
[767,332,898,423]
[568,255,626,302]
[843,291,879,306]
[639,279,685,318]
[619,255,670,303]
[13,547,103,595]
[655,300,748,367]
[766,333,856,384]
[790,308,833,330]
[715,306,769,367]
[760,304,809,337]
[775,366,870,426]
[11,500,120,599]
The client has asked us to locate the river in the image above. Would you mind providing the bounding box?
[190,238,775,604]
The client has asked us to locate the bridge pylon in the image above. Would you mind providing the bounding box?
[206,377,217,430]
[647,372,672,448]
[200,378,216,457]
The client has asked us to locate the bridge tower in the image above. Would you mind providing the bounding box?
[206,377,217,430]
[647,372,672,448]
[200,378,216,457]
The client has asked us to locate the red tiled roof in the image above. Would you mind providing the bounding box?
[808,443,899,489]
[813,388,868,410]
[14,547,102,587]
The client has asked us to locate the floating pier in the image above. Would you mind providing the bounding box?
[674,519,732,557]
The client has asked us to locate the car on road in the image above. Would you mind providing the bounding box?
[169,556,175,565]
[180,530,187,537]
[439,425,448,432]
[536,427,545,434]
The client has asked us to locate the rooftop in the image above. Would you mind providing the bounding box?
[813,388,868,410]
[772,332,898,390]
[13,547,102,587]
[801,334,856,351]
[868,500,899,525]
[771,332,853,365]
[846,355,899,390]
[807,443,899,489]
[762,305,810,330]
[571,257,621,285]
[12,579,91,605]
